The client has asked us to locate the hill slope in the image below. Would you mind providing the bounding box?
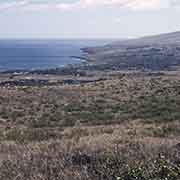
[83,31,180,71]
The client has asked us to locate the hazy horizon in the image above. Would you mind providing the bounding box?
[0,30,179,40]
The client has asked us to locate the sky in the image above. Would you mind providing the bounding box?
[0,0,180,39]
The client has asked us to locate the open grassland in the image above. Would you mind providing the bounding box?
[0,122,180,180]
[0,73,180,179]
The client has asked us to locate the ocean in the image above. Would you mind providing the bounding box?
[0,39,111,71]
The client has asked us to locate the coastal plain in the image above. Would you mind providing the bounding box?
[1,31,180,179]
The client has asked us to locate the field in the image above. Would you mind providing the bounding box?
[0,72,180,179]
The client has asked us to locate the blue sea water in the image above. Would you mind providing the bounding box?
[0,39,111,71]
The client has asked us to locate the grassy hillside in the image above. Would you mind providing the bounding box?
[0,72,180,179]
[83,31,180,71]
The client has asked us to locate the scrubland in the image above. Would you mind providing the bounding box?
[0,73,180,179]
